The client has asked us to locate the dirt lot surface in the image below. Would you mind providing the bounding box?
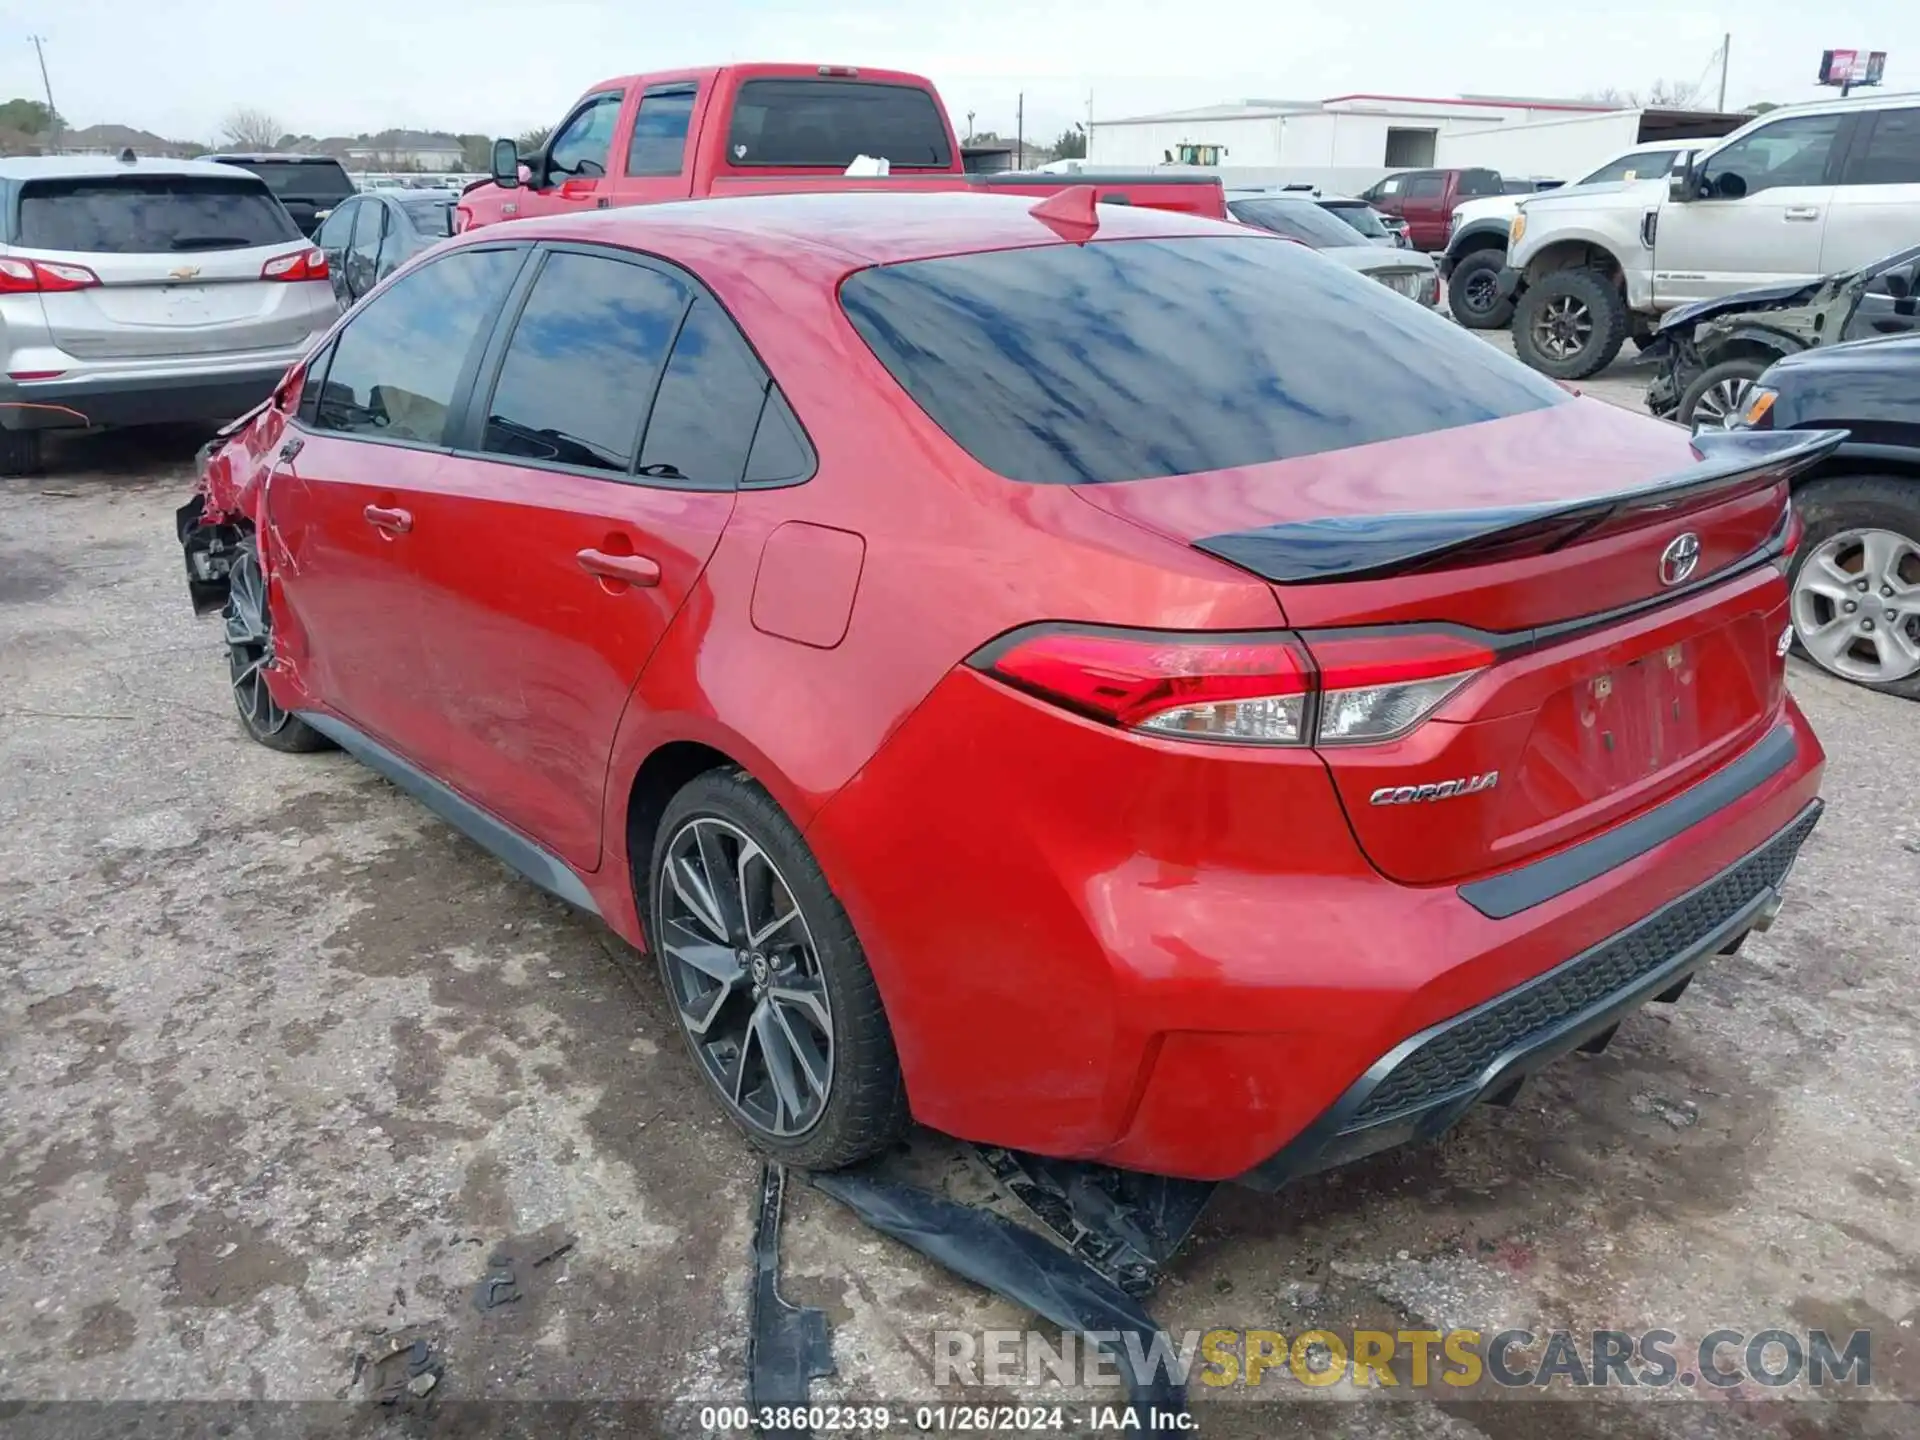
[2,334,1916,1438]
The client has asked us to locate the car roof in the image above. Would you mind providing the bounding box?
[461,190,1236,273]
[0,154,267,182]
[208,153,348,165]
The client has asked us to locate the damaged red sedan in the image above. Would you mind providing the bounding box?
[176,191,1830,1183]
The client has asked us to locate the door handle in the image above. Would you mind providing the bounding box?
[1783,206,1820,221]
[577,548,661,587]
[363,504,413,534]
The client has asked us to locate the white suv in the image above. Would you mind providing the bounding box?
[1501,92,1920,378]
[0,154,340,475]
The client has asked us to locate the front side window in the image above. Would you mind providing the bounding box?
[1458,170,1503,196]
[311,247,521,444]
[547,93,624,179]
[1845,108,1920,185]
[1702,114,1844,196]
[480,251,690,473]
[628,84,698,177]
[840,236,1566,486]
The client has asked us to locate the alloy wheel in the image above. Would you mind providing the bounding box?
[1790,527,1920,683]
[224,551,293,737]
[1690,376,1752,431]
[657,816,834,1138]
[1461,270,1500,315]
[1531,294,1593,361]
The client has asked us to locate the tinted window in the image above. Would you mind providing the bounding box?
[726,79,951,168]
[1578,149,1679,184]
[400,196,453,235]
[548,93,623,178]
[1704,114,1843,195]
[1228,198,1371,248]
[638,298,768,486]
[17,176,299,253]
[221,159,356,200]
[314,247,520,445]
[1847,108,1920,185]
[840,236,1566,486]
[1403,174,1445,199]
[628,84,697,176]
[1318,201,1388,238]
[744,390,814,486]
[1458,170,1503,196]
[314,200,356,250]
[481,252,689,473]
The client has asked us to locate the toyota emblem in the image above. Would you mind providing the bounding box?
[1659,532,1701,587]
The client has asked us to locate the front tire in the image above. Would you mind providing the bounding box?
[1788,476,1920,699]
[1678,358,1770,430]
[1446,250,1513,329]
[1511,269,1630,380]
[650,768,908,1169]
[224,540,331,752]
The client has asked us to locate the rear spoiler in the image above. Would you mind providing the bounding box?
[1193,428,1847,584]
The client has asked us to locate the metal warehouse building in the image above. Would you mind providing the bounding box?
[1086,92,1616,191]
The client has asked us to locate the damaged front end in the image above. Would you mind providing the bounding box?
[1646,245,1920,423]
[174,389,295,615]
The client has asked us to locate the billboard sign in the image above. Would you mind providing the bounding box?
[1818,49,1887,87]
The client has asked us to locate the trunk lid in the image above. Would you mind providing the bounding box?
[1073,407,1840,885]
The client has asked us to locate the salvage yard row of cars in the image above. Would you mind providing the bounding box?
[0,58,1898,1190]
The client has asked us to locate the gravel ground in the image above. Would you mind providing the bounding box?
[1,335,1915,1438]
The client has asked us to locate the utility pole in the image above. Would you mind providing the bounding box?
[1016,92,1024,170]
[1717,33,1731,111]
[28,34,60,149]
[965,109,975,145]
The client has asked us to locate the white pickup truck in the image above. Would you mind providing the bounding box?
[1499,92,1920,379]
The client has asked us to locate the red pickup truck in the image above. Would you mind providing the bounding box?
[458,62,1225,230]
[1356,167,1506,251]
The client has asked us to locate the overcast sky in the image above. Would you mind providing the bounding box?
[4,0,1915,145]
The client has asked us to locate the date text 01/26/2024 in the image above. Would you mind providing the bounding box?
[699,1405,1193,1432]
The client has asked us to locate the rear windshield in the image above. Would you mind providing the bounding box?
[840,236,1567,486]
[726,78,951,168]
[16,176,301,254]
[1318,200,1388,237]
[220,159,357,200]
[1227,197,1370,248]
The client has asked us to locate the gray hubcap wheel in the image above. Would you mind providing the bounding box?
[1691,376,1753,430]
[1791,527,1920,683]
[658,816,834,1138]
[224,551,291,735]
[1531,294,1593,360]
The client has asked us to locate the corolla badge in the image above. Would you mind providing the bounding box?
[1660,532,1701,587]
[1370,771,1499,806]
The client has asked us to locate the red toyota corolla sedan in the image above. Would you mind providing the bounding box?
[176,191,1830,1183]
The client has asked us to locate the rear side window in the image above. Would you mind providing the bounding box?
[481,252,690,473]
[840,236,1567,486]
[1402,174,1445,199]
[628,84,698,176]
[1846,108,1920,185]
[726,79,951,168]
[312,247,521,445]
[16,176,299,253]
[638,297,769,486]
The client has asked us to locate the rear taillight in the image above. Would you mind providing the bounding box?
[0,257,101,293]
[1299,630,1492,744]
[972,624,1488,747]
[1782,496,1804,555]
[261,248,328,282]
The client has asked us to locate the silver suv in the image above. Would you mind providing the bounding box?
[1,154,339,474]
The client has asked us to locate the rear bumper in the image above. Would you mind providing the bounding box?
[0,367,288,432]
[1236,798,1820,1189]
[808,660,1826,1182]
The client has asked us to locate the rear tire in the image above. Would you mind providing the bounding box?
[1511,268,1630,380]
[224,540,331,752]
[0,428,44,478]
[1446,249,1514,329]
[1787,476,1920,700]
[1678,358,1771,431]
[651,768,909,1169]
